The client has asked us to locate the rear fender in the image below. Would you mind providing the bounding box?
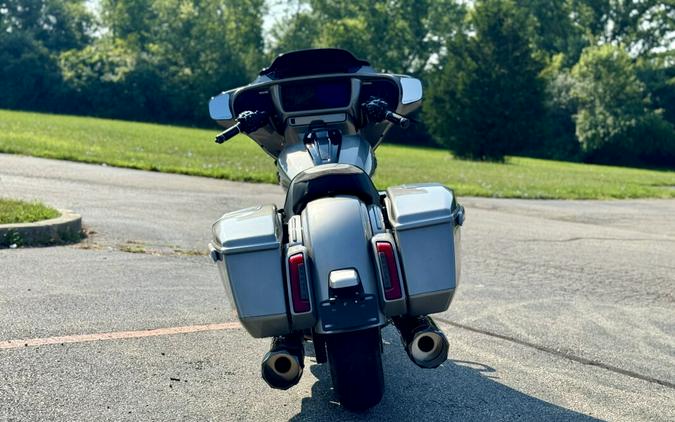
[300,196,384,334]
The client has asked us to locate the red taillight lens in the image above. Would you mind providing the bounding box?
[376,241,403,300]
[288,253,311,313]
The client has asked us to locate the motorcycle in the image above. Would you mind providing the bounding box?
[207,48,464,411]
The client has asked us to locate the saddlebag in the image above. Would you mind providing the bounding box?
[210,205,290,338]
[384,184,464,316]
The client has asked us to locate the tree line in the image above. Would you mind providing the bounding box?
[1,0,673,167]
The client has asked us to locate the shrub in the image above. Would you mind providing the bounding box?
[571,44,675,167]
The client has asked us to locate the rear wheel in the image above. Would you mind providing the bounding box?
[326,327,384,411]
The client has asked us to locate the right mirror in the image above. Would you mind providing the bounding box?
[209,92,233,120]
[400,77,423,104]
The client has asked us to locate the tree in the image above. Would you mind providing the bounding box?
[425,0,546,161]
[0,0,93,110]
[536,54,583,160]
[571,44,675,166]
[572,44,650,154]
[637,54,675,127]
[0,0,93,50]
[595,0,674,58]
[268,0,466,74]
[100,0,157,45]
[542,0,675,59]
[61,0,266,123]
[516,0,587,64]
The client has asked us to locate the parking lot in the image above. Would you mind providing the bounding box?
[1,154,673,421]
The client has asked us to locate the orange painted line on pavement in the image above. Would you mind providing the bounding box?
[0,322,242,350]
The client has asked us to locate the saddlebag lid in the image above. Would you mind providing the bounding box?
[385,184,457,230]
[212,205,281,254]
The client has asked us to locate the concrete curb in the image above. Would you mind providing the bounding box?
[0,209,82,247]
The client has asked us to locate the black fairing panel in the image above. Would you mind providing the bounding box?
[284,164,380,217]
[258,49,373,80]
[232,89,276,117]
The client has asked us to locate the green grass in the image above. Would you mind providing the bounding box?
[0,198,60,224]
[1,109,674,199]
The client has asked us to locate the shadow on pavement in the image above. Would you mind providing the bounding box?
[291,333,599,422]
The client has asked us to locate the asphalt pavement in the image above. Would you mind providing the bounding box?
[0,154,673,421]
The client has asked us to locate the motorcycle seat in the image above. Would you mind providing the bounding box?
[284,164,380,217]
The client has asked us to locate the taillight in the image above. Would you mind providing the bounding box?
[288,253,311,313]
[376,241,402,300]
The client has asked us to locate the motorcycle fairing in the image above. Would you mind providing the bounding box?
[258,48,373,80]
[210,49,421,160]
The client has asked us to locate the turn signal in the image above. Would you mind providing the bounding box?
[376,241,403,300]
[288,253,311,313]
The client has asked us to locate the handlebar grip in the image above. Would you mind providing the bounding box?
[385,111,410,129]
[215,124,242,144]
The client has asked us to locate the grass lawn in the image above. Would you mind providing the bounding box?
[0,198,60,225]
[1,109,674,199]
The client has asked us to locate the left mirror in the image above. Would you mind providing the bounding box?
[400,77,423,104]
[209,92,233,120]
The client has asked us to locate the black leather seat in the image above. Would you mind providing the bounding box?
[284,164,380,217]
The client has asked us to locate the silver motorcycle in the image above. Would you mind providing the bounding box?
[207,48,464,411]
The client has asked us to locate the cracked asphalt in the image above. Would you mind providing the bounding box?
[0,154,673,421]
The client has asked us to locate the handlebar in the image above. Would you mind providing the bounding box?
[214,110,268,144]
[214,99,409,145]
[385,111,410,129]
[362,97,411,129]
[215,124,242,144]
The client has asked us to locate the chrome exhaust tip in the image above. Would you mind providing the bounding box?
[409,330,447,367]
[261,335,304,390]
[393,316,449,369]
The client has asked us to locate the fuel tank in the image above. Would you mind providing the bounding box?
[277,135,376,190]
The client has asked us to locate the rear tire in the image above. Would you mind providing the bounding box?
[326,328,384,411]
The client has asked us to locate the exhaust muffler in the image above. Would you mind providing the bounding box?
[393,315,449,369]
[261,334,304,390]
